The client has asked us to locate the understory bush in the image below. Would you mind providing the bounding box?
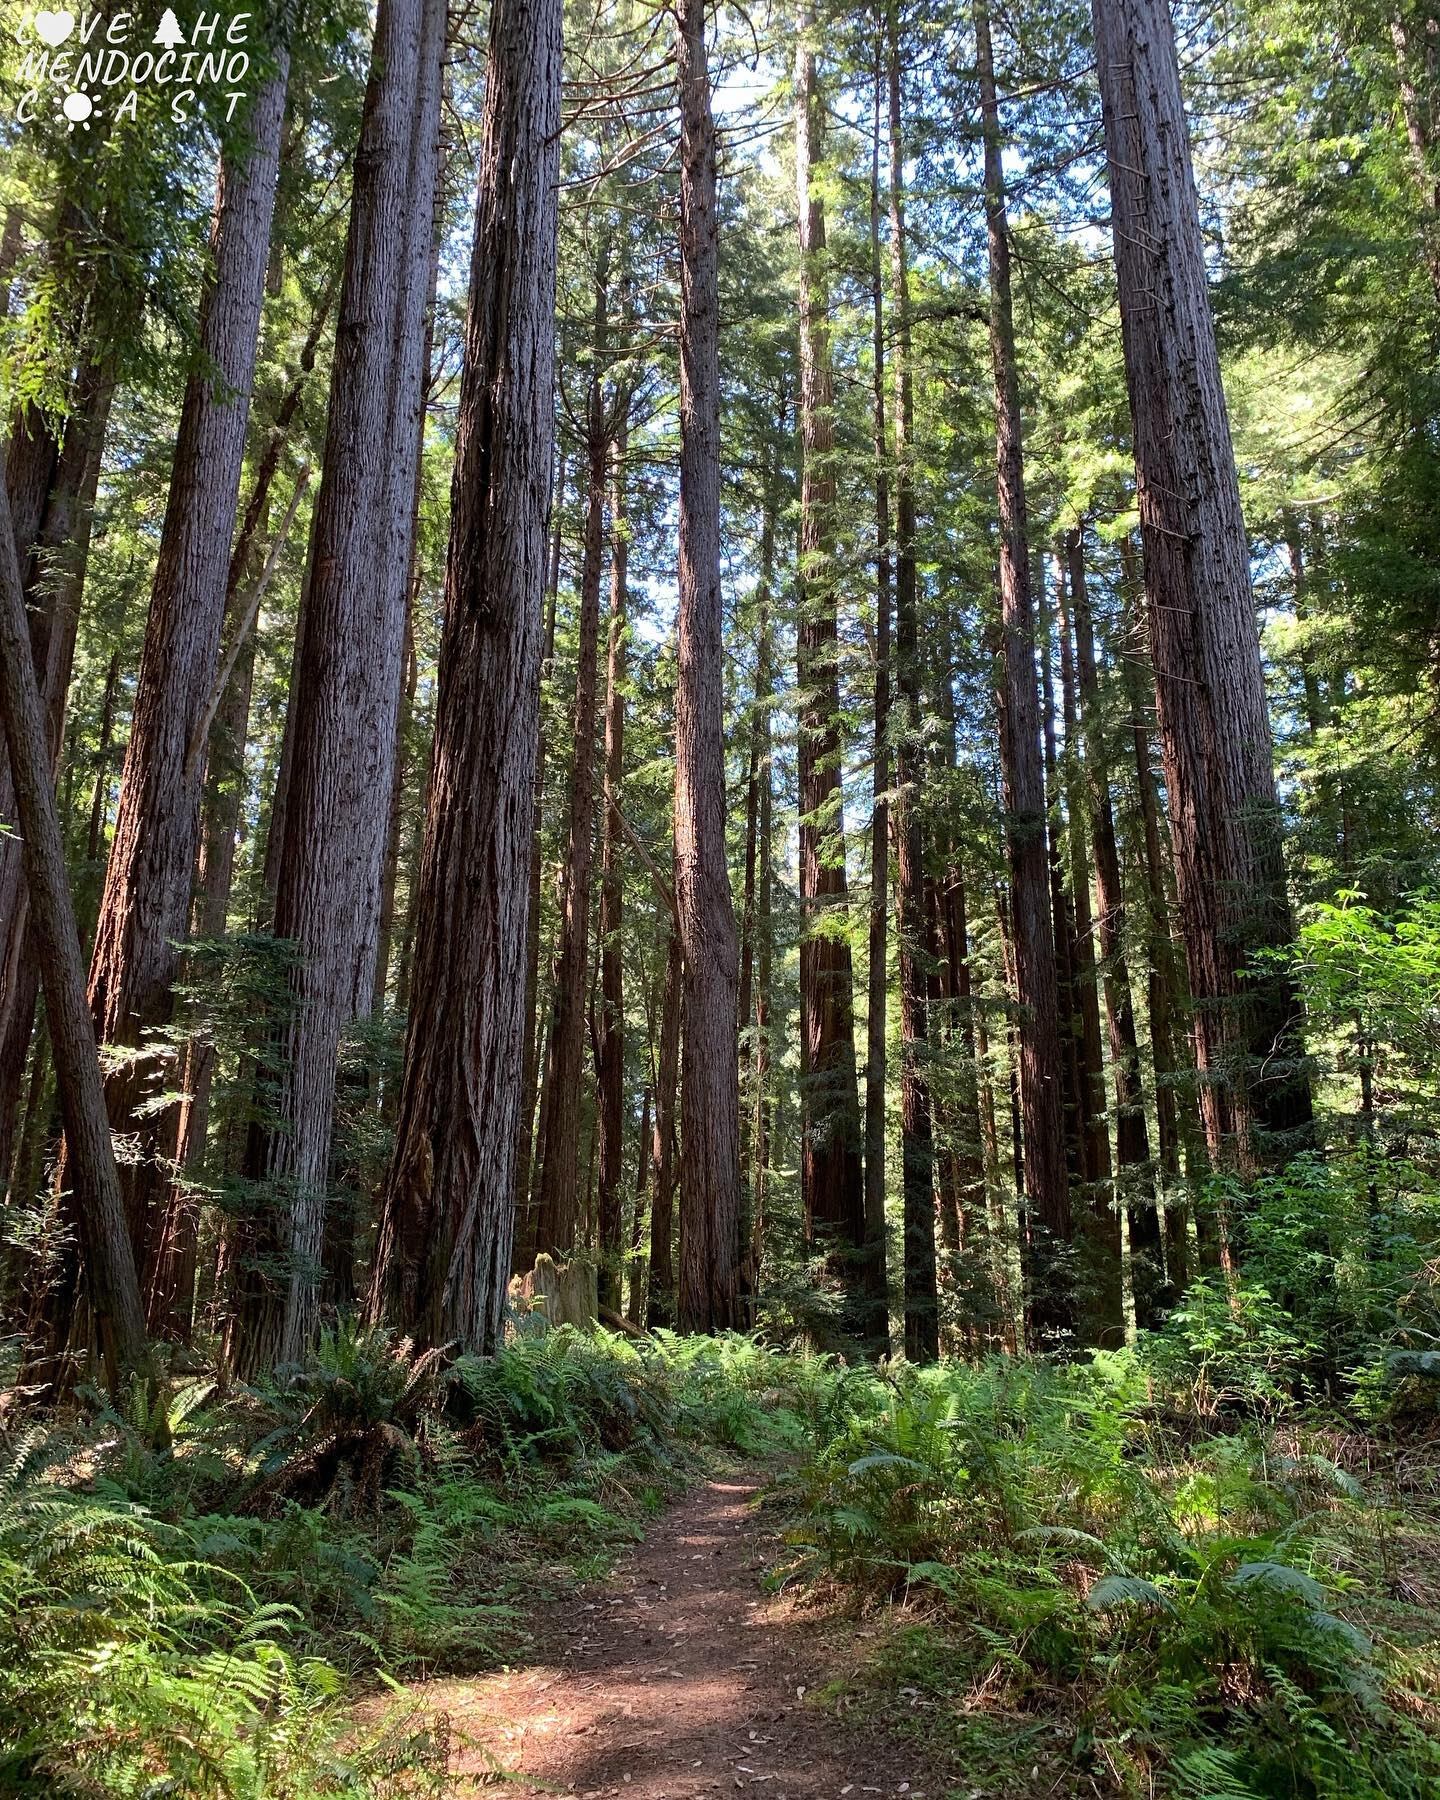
[5,1315,1438,1797]
[0,1324,822,1797]
[776,1351,1440,1797]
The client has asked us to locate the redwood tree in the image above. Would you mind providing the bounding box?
[369,0,564,1352]
[240,0,445,1367]
[673,0,742,1334]
[84,51,291,1271]
[794,27,866,1332]
[596,419,630,1315]
[975,0,1071,1336]
[534,256,612,1262]
[1092,0,1311,1176]
[886,0,938,1362]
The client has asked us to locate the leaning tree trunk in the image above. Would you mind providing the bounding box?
[794,25,866,1335]
[886,0,938,1363]
[674,0,742,1335]
[0,464,148,1396]
[368,0,563,1354]
[0,360,114,1195]
[595,417,629,1316]
[232,0,445,1372]
[84,54,290,1280]
[535,259,611,1261]
[975,0,1071,1338]
[1092,0,1311,1174]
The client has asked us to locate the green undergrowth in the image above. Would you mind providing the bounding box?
[772,1349,1440,1798]
[6,1276,1440,1799]
[0,1324,823,1798]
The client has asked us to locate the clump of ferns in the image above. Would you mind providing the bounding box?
[452,1327,676,1472]
[244,1321,454,1515]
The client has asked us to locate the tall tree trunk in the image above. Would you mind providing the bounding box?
[1053,556,1122,1343]
[514,447,567,1272]
[1065,530,1164,1325]
[535,257,611,1260]
[794,24,866,1334]
[1093,0,1311,1174]
[647,924,682,1327]
[751,587,776,1295]
[628,1082,650,1324]
[0,466,148,1394]
[737,549,766,1202]
[1041,604,1086,1197]
[151,460,311,1339]
[368,0,562,1353]
[885,0,938,1363]
[674,0,742,1334]
[84,58,290,1286]
[1127,639,1196,1292]
[596,417,629,1315]
[940,858,994,1320]
[233,0,444,1371]
[863,49,893,1357]
[373,595,419,1011]
[975,0,1071,1336]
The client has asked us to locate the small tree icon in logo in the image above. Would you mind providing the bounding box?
[153,8,185,46]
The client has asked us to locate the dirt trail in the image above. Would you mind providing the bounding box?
[405,1474,944,1799]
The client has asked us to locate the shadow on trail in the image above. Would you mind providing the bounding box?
[399,1477,940,1800]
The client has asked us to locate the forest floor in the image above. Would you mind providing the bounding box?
[390,1469,950,1800]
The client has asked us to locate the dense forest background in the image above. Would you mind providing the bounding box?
[0,0,1439,1789]
[3,0,1437,1378]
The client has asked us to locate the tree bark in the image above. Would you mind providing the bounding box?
[235,0,445,1371]
[628,1080,650,1324]
[514,446,567,1272]
[1125,616,1197,1293]
[794,24,866,1335]
[674,0,742,1335]
[85,55,290,1280]
[1051,557,1121,1343]
[596,417,629,1315]
[536,255,611,1261]
[886,0,938,1363]
[863,54,893,1357]
[975,0,1072,1337]
[647,924,682,1327]
[1065,529,1165,1324]
[1093,0,1311,1172]
[368,0,562,1354]
[751,582,777,1297]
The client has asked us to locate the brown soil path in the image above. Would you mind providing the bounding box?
[404,1473,947,1799]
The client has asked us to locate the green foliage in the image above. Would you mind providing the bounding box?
[776,1353,1440,1797]
[0,1426,445,1797]
[0,1325,844,1789]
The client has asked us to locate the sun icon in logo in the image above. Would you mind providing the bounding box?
[58,88,97,130]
